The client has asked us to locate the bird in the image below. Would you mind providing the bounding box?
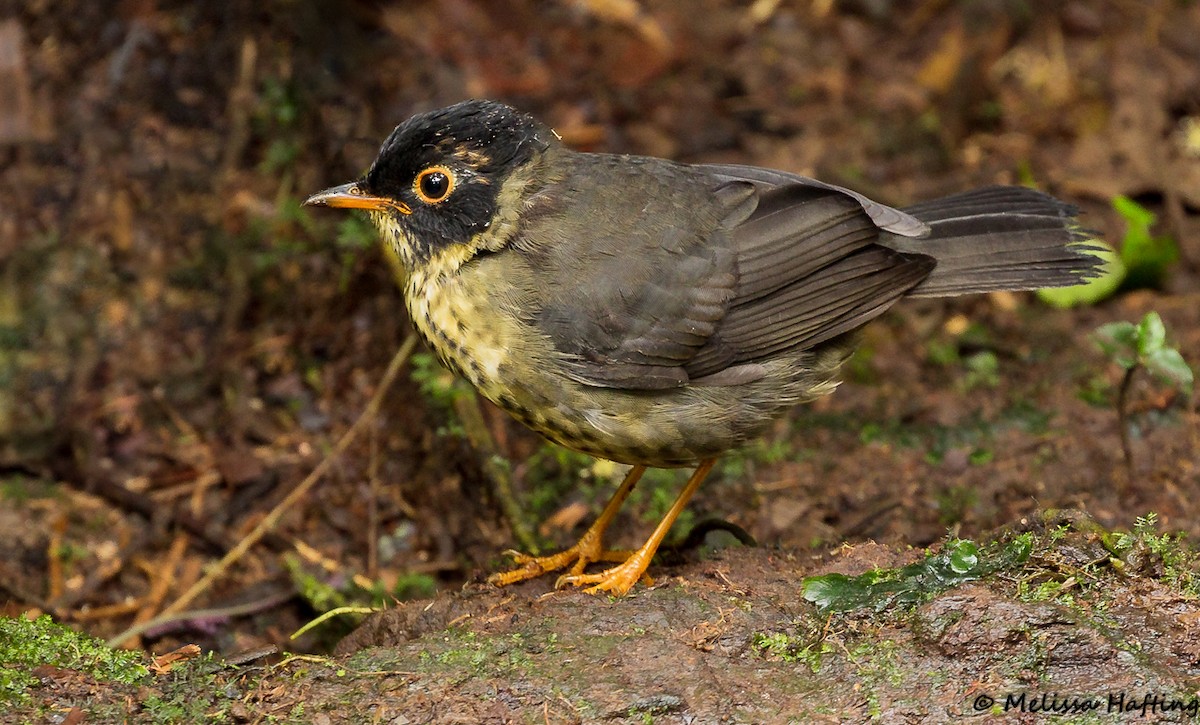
[305,99,1101,596]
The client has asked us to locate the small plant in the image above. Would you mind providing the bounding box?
[1093,312,1194,475]
[1111,195,1178,290]
[1108,513,1200,596]
[410,352,473,413]
[960,350,1000,390]
[934,484,979,525]
[334,215,386,290]
[255,77,303,174]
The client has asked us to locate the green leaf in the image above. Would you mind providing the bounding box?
[1113,196,1178,289]
[1094,321,1139,369]
[1112,194,1157,230]
[1097,312,1191,393]
[801,573,879,612]
[1037,240,1125,308]
[947,539,980,575]
[1143,347,1194,392]
[1004,533,1035,564]
[1136,311,1166,356]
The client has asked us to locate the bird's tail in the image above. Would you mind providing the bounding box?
[882,186,1105,298]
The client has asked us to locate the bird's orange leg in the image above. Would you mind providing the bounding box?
[488,465,646,587]
[557,458,716,596]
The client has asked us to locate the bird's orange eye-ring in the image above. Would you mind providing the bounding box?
[414,166,455,204]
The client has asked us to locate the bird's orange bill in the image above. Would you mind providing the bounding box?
[303,182,412,215]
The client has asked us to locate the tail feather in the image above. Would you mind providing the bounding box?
[883,186,1105,298]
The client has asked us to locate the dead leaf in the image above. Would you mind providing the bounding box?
[539,501,590,536]
[916,22,964,94]
[150,644,202,674]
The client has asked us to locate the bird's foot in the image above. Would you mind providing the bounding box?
[555,547,655,596]
[488,534,632,587]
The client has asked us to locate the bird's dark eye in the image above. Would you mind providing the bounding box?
[414,166,455,204]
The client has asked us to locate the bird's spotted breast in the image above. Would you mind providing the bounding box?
[405,272,511,391]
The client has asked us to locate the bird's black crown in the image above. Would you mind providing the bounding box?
[370,100,551,186]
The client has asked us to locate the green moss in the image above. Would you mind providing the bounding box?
[751,631,833,673]
[0,615,149,705]
[802,535,1033,614]
[847,639,905,717]
[138,651,237,724]
[1005,627,1051,682]
[403,628,577,681]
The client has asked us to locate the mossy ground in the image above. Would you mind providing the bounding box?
[6,511,1200,722]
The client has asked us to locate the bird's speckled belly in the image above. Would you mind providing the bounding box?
[404,269,846,467]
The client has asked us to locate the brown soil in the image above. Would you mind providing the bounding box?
[2,1,1199,722]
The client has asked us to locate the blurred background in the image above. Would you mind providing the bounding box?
[1,0,1197,655]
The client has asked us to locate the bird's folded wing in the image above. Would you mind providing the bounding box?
[683,186,934,379]
[527,161,934,390]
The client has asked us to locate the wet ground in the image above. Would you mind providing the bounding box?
[2,0,1199,722]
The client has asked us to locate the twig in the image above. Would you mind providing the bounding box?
[220,37,258,176]
[1117,365,1136,482]
[142,335,417,626]
[290,605,378,640]
[452,395,539,555]
[127,533,190,649]
[70,599,145,622]
[366,422,380,579]
[47,514,66,602]
[106,588,296,648]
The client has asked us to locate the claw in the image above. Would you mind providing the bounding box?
[489,544,635,587]
[555,459,714,597]
[488,465,648,589]
[486,461,713,597]
[556,558,654,596]
[498,549,537,565]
